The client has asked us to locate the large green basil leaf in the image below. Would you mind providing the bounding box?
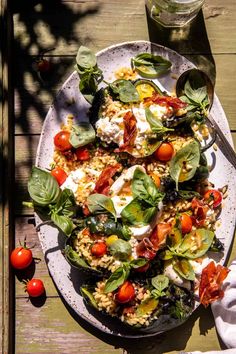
[108,239,132,261]
[130,258,148,269]
[178,228,214,259]
[64,245,90,269]
[104,264,130,293]
[87,193,116,220]
[80,286,98,309]
[151,274,169,292]
[136,297,159,317]
[131,168,164,207]
[69,123,96,148]
[76,46,97,69]
[173,258,195,281]
[52,188,76,217]
[170,140,200,189]
[131,53,172,78]
[109,79,140,103]
[28,167,60,206]
[51,213,74,236]
[86,216,131,240]
[145,107,173,135]
[121,197,157,226]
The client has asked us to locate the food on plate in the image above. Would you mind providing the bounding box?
[26,45,230,330]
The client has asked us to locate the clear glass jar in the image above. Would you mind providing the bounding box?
[146,0,205,28]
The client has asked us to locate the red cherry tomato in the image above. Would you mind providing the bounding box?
[75,147,90,161]
[91,242,107,257]
[37,58,51,73]
[154,142,174,162]
[115,281,135,304]
[51,167,68,186]
[10,246,33,270]
[180,213,193,234]
[54,131,72,152]
[204,189,222,208]
[26,279,45,297]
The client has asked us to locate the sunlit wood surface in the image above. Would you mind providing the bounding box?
[2,0,236,352]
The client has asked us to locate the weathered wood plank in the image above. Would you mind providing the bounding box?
[13,0,236,56]
[15,297,122,354]
[0,0,15,352]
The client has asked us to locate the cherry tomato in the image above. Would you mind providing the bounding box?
[115,281,135,304]
[37,58,51,73]
[154,142,174,162]
[91,242,107,257]
[51,167,68,186]
[10,246,33,270]
[204,189,222,208]
[75,147,90,161]
[26,279,45,297]
[180,213,193,234]
[149,172,161,188]
[54,131,72,152]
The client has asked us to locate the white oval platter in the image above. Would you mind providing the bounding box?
[35,41,236,337]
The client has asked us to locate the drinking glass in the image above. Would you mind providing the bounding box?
[146,0,205,28]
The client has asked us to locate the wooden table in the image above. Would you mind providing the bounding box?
[1,0,236,352]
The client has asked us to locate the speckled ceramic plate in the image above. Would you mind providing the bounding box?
[35,41,236,338]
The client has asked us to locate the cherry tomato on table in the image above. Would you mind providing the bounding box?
[91,242,107,257]
[204,189,222,208]
[180,213,193,234]
[115,281,135,304]
[154,142,174,162]
[26,278,45,297]
[75,147,90,161]
[54,131,72,152]
[51,166,67,186]
[10,246,33,270]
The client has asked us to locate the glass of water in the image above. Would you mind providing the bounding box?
[146,0,205,28]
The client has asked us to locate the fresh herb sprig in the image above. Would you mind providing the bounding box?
[75,46,103,104]
[131,53,172,78]
[26,167,76,236]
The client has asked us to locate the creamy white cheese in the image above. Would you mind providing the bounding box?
[164,261,191,290]
[61,168,86,194]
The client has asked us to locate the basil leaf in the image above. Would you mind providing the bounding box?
[64,245,90,269]
[53,188,76,217]
[136,297,158,317]
[109,79,140,103]
[170,140,200,189]
[151,274,169,292]
[69,123,95,148]
[121,197,157,226]
[51,213,74,236]
[87,193,116,220]
[178,228,214,259]
[178,190,201,200]
[145,107,173,135]
[131,53,171,78]
[86,216,131,240]
[80,286,98,309]
[76,46,97,69]
[108,239,132,261]
[28,167,60,206]
[132,168,164,207]
[173,258,195,281]
[104,264,130,293]
[130,258,148,269]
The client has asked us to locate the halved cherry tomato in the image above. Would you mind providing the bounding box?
[149,172,161,188]
[54,131,72,152]
[91,242,107,257]
[154,142,174,162]
[51,167,67,186]
[75,147,90,161]
[10,246,33,270]
[204,189,222,208]
[26,279,45,297]
[180,213,193,234]
[115,281,135,304]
